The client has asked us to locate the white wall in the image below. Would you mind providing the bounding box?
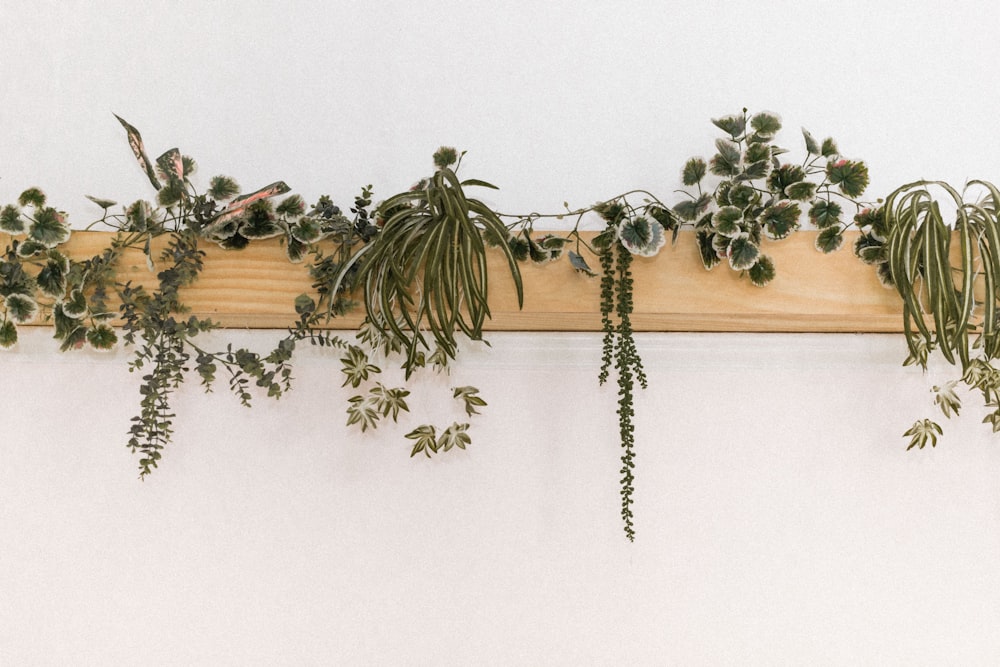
[3,2,1000,665]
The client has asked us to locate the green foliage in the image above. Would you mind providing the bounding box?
[677,108,872,285]
[0,110,891,542]
[349,151,523,378]
[595,232,647,542]
[858,180,1000,449]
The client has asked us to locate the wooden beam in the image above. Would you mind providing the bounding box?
[13,230,904,332]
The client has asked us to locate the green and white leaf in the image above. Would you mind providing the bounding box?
[711,114,746,139]
[618,215,666,257]
[728,233,759,271]
[340,345,380,388]
[815,226,844,253]
[712,206,743,237]
[903,418,942,450]
[438,422,471,452]
[453,385,487,417]
[406,424,438,458]
[933,381,962,419]
[345,395,380,432]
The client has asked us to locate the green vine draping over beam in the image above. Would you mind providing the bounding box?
[2,109,994,540]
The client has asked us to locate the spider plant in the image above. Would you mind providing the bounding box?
[342,148,523,377]
[874,179,1000,447]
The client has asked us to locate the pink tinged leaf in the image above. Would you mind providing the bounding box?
[216,181,291,222]
[114,114,162,191]
[156,148,184,181]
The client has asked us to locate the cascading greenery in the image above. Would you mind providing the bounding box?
[341,147,524,378]
[854,180,1000,448]
[594,201,651,542]
[0,109,879,539]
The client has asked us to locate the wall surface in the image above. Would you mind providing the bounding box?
[3,1,1000,665]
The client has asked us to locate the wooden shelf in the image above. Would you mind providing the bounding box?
[15,230,904,333]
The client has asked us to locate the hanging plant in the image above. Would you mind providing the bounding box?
[0,109,881,541]
[854,180,1000,448]
[338,147,524,378]
[593,200,653,542]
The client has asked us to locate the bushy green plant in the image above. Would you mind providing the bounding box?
[677,109,871,285]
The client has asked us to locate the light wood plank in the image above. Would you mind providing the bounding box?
[10,230,904,332]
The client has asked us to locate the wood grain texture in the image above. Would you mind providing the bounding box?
[11,230,904,332]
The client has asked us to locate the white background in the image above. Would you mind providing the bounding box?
[3,1,1000,665]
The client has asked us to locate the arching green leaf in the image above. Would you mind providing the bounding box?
[785,181,817,201]
[673,193,712,222]
[697,230,720,270]
[820,137,839,157]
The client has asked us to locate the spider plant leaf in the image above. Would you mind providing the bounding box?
[459,178,499,190]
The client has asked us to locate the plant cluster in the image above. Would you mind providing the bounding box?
[676,109,871,286]
[853,180,1000,448]
[1,109,929,543]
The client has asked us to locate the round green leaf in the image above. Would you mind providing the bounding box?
[28,208,70,247]
[0,320,17,348]
[815,226,845,253]
[748,254,776,286]
[618,215,666,257]
[785,181,817,201]
[809,200,842,228]
[86,324,118,350]
[826,159,869,198]
[0,205,25,234]
[712,206,743,237]
[5,293,37,323]
[727,183,757,210]
[682,157,707,186]
[750,111,782,139]
[767,164,806,198]
[728,233,760,270]
[761,201,802,240]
